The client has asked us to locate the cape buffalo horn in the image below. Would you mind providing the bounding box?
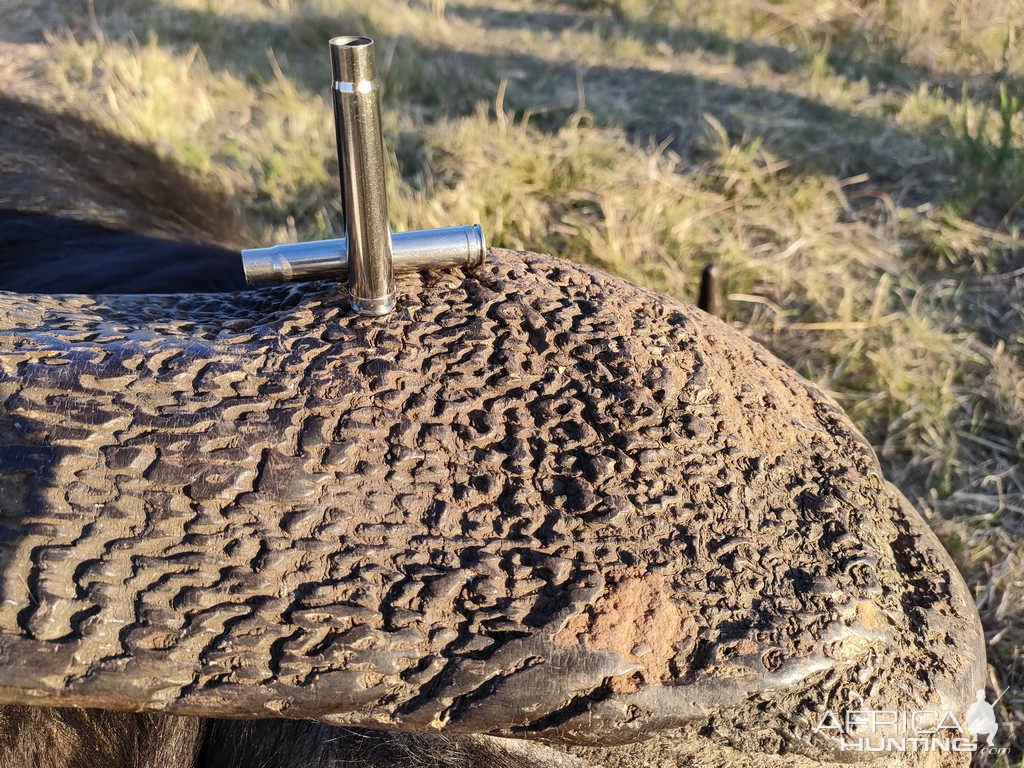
[0,248,985,760]
[698,262,721,317]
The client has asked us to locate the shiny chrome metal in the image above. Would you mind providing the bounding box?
[242,224,486,285]
[240,35,488,308]
[330,35,396,316]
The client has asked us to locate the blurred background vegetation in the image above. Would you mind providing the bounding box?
[2,0,1023,762]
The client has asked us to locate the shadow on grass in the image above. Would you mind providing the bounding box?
[12,0,1022,222]
[446,2,1020,101]
[0,95,244,246]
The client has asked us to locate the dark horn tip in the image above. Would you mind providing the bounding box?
[697,262,721,317]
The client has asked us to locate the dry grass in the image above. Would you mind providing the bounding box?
[2,0,1023,762]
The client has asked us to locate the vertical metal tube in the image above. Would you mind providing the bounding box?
[330,36,396,316]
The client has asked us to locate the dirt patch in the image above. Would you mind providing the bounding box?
[553,574,696,684]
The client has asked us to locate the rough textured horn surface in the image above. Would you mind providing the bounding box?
[0,248,984,761]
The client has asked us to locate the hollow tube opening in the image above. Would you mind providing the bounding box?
[329,35,373,48]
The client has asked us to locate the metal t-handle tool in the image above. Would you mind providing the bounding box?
[241,35,486,315]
